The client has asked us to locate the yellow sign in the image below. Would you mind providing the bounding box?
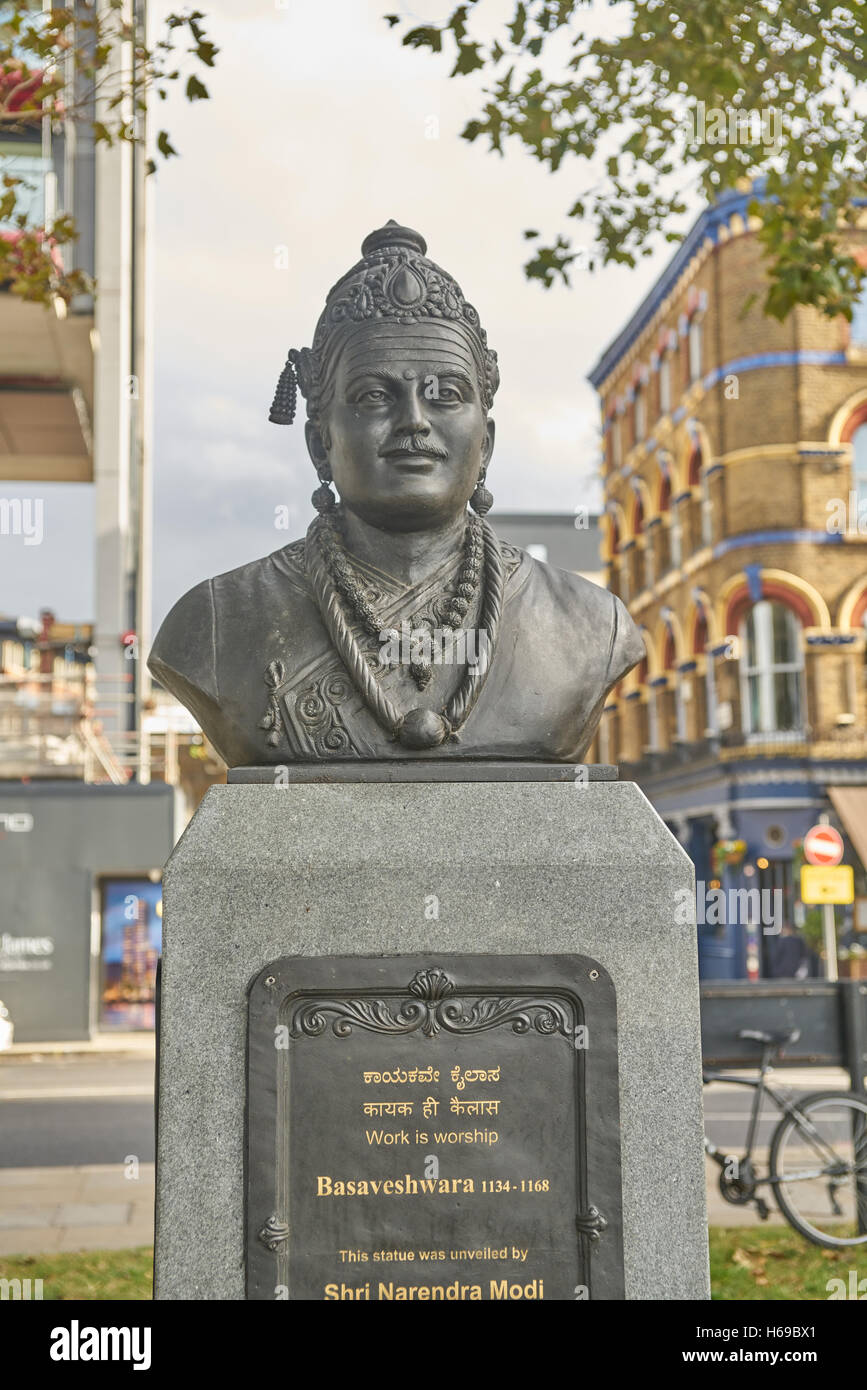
[800,864,855,905]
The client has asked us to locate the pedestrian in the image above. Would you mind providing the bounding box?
[767,923,811,978]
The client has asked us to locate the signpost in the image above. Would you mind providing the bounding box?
[800,865,855,905]
[803,825,844,867]
[802,822,848,983]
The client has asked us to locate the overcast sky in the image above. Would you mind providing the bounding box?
[1,0,702,631]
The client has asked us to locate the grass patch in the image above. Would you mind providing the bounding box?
[0,1248,153,1300]
[1,1231,864,1300]
[710,1226,866,1300]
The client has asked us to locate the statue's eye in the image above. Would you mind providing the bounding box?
[360,388,389,402]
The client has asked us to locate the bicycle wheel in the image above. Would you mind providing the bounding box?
[769,1091,867,1249]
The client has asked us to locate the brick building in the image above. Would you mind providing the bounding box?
[588,185,867,979]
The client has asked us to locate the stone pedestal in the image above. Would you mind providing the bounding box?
[155,773,709,1300]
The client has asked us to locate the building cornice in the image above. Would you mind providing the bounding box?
[588,187,757,390]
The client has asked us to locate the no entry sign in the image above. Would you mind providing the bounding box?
[803,824,844,867]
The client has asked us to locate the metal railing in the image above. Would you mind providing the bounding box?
[701,980,867,1091]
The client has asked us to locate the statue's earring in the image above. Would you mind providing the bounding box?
[470,472,493,516]
[312,465,337,515]
[310,420,337,514]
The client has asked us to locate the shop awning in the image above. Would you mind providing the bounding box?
[827,787,867,872]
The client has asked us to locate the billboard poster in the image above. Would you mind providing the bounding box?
[100,878,162,1031]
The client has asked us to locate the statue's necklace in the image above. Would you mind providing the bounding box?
[318,509,483,690]
[305,509,504,750]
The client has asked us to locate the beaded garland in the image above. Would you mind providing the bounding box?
[317,507,485,691]
[299,511,505,751]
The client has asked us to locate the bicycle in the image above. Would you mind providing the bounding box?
[703,1027,867,1249]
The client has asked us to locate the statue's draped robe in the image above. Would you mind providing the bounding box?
[148,537,645,767]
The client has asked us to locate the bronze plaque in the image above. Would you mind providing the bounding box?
[246,954,623,1300]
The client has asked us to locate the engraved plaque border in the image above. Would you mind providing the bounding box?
[246,953,624,1300]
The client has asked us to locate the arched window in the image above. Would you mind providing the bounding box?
[659,466,682,570]
[687,444,702,487]
[634,387,645,443]
[693,609,712,737]
[853,422,867,508]
[688,317,703,382]
[670,509,683,569]
[640,654,660,751]
[659,471,671,514]
[608,515,624,602]
[659,354,671,415]
[739,601,805,736]
[661,627,687,743]
[701,473,713,546]
[632,494,651,592]
[685,441,712,549]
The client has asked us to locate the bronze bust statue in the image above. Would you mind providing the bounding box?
[149,221,644,766]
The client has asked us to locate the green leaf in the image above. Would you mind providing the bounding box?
[156,130,178,159]
[508,3,527,47]
[452,42,484,76]
[186,75,209,102]
[402,26,442,53]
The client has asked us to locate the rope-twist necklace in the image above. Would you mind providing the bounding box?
[317,508,484,690]
[305,509,504,750]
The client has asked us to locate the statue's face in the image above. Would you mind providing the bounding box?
[308,320,494,532]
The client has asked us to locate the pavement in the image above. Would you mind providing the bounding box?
[3,1033,155,1058]
[1,1039,157,1255]
[0,1164,155,1256]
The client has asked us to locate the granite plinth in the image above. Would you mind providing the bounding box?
[226,762,619,783]
[154,777,709,1300]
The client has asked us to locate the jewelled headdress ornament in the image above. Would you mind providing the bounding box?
[268,220,500,426]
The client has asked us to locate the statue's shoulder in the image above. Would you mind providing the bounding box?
[518,552,646,686]
[148,572,220,706]
[148,541,311,705]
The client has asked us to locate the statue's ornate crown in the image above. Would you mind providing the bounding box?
[269,221,499,425]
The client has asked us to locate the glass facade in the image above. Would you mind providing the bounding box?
[0,144,52,229]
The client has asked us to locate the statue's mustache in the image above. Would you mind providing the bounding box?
[380,436,449,461]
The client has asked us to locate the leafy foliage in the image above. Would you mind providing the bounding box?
[386,1,867,320]
[0,2,218,305]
